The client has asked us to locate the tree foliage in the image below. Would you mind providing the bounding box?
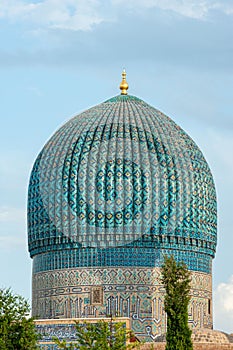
[161,255,193,350]
[54,320,141,350]
[0,288,38,350]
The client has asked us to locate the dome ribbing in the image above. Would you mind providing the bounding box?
[28,95,217,273]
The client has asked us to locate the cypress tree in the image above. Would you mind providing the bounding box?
[161,255,193,350]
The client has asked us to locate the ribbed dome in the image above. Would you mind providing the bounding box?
[28,95,217,269]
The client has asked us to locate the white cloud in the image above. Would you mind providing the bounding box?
[205,129,233,185]
[0,206,25,223]
[113,0,233,20]
[0,0,232,32]
[214,276,233,332]
[0,0,107,31]
[113,0,209,19]
[0,152,30,194]
[216,279,233,312]
[0,207,26,250]
[0,235,26,248]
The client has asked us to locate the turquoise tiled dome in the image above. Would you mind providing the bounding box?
[28,95,217,273]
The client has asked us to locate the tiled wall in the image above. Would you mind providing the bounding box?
[33,267,212,340]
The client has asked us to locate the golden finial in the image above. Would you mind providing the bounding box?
[119,69,128,95]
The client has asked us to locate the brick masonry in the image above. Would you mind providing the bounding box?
[141,345,233,350]
[140,328,233,349]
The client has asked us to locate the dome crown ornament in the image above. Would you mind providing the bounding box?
[119,69,128,95]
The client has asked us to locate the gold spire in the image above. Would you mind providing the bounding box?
[119,69,129,95]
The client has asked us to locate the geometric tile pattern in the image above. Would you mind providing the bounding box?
[28,95,217,271]
[36,318,130,350]
[32,267,213,341]
[27,93,217,341]
[32,248,212,274]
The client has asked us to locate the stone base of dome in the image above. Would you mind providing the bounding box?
[192,328,233,344]
[140,329,233,349]
[141,345,233,350]
[36,318,130,349]
[35,321,233,350]
[32,266,212,340]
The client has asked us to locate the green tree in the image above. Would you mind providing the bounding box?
[54,319,141,350]
[161,255,193,350]
[0,288,38,350]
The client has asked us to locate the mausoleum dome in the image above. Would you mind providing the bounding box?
[28,92,217,270]
[29,72,218,336]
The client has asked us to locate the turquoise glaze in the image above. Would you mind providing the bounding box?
[28,95,217,273]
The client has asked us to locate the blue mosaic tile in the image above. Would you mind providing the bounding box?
[28,95,217,273]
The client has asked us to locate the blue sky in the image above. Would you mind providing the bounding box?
[0,0,233,332]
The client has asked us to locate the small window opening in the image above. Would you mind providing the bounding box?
[208,299,211,314]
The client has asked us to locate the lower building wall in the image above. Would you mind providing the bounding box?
[141,344,233,350]
[37,345,233,350]
[36,318,130,349]
[35,320,233,350]
[33,266,212,340]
